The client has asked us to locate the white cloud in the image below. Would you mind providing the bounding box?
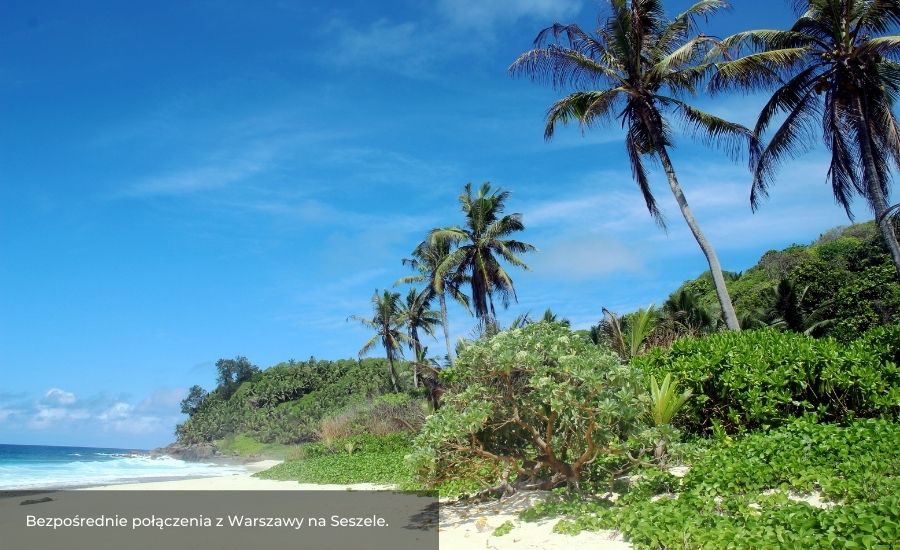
[98,402,133,421]
[122,146,274,197]
[28,406,91,430]
[136,388,187,414]
[531,235,644,280]
[43,388,76,406]
[323,19,434,77]
[17,387,184,438]
[437,0,581,29]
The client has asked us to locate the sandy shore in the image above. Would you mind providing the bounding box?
[79,460,391,491]
[69,462,630,548]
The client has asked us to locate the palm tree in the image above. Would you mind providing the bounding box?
[397,236,470,365]
[712,0,900,278]
[510,0,754,331]
[398,287,442,387]
[663,289,717,335]
[431,182,536,327]
[349,290,408,392]
[509,308,570,328]
[598,306,660,360]
[540,308,571,326]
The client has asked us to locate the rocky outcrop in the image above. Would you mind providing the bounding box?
[150,442,221,462]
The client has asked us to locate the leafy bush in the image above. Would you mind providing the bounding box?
[633,328,900,434]
[522,420,900,549]
[255,433,417,486]
[408,323,648,489]
[318,393,426,443]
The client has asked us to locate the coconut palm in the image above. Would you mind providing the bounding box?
[431,182,536,327]
[510,0,754,331]
[397,236,470,365]
[712,0,900,278]
[398,287,442,387]
[663,289,717,335]
[349,290,408,392]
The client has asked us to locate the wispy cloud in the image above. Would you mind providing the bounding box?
[321,19,437,78]
[436,0,581,30]
[530,234,645,281]
[122,149,273,197]
[319,0,582,78]
[1,387,187,437]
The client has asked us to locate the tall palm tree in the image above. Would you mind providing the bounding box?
[349,290,408,392]
[510,0,754,331]
[397,236,470,365]
[431,182,536,327]
[398,287,441,387]
[712,0,900,278]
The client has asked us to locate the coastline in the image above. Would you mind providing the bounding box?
[78,460,394,491]
[2,459,632,549]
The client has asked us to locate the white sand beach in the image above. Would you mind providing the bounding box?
[79,460,391,491]
[68,462,632,549]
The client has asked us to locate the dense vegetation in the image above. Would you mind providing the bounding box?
[170,2,900,546]
[176,357,408,445]
[409,323,647,489]
[670,222,900,341]
[634,326,900,434]
[523,420,900,548]
[175,214,900,545]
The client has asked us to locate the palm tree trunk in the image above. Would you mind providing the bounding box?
[438,292,454,366]
[653,133,741,331]
[855,99,900,279]
[386,355,400,393]
[411,327,421,388]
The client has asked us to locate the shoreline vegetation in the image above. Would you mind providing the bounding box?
[24,0,899,548]
[168,216,900,549]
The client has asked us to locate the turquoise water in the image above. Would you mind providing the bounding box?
[0,443,243,490]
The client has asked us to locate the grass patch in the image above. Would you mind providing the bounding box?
[492,520,514,537]
[521,420,900,549]
[215,433,296,459]
[255,434,419,487]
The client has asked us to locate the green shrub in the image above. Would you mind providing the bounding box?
[255,434,416,486]
[522,420,900,549]
[176,357,405,445]
[408,323,648,489]
[632,328,899,434]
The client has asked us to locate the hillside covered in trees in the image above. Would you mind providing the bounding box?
[176,221,899,448]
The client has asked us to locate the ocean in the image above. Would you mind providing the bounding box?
[0,443,244,490]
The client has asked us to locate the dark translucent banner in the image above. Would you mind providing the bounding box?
[0,490,438,550]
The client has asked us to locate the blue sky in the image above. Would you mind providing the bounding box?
[0,0,884,448]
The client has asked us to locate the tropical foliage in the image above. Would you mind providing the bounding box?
[350,290,409,392]
[671,221,900,340]
[397,235,470,365]
[175,357,403,444]
[408,323,647,489]
[431,182,535,328]
[633,326,900,434]
[713,0,900,277]
[522,419,900,549]
[510,0,755,331]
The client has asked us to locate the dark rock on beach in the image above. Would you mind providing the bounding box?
[150,442,221,462]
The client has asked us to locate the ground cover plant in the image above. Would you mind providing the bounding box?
[255,433,418,486]
[521,420,900,549]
